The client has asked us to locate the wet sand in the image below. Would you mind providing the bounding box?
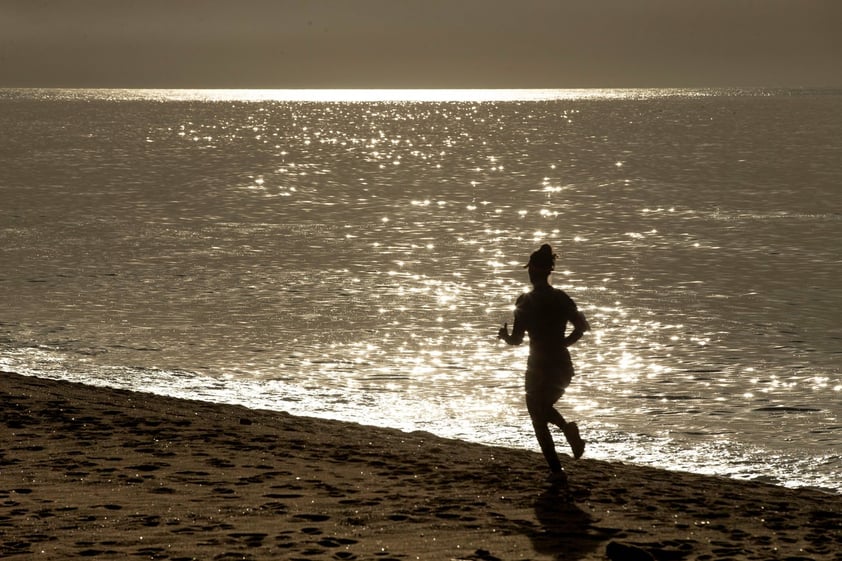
[2,371,839,560]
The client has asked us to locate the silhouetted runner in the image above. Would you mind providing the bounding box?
[498,244,590,483]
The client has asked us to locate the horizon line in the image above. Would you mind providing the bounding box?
[2,86,834,103]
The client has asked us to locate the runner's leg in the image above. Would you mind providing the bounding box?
[526,393,562,473]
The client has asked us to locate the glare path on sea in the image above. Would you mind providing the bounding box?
[1,88,840,492]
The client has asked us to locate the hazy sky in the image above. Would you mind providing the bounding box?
[1,0,840,88]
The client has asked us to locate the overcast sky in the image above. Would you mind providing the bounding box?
[1,0,840,88]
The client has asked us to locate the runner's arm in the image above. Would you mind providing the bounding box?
[498,319,525,345]
[564,310,591,348]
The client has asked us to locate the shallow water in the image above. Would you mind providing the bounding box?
[2,88,840,492]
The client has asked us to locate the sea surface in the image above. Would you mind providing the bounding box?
[2,88,840,493]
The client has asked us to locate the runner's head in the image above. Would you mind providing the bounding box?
[525,244,556,283]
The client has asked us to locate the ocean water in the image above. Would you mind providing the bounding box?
[1,88,840,493]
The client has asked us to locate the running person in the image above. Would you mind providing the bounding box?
[498,244,589,481]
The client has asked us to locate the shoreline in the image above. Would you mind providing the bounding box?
[2,371,840,560]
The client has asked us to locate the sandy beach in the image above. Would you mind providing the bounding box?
[1,371,839,560]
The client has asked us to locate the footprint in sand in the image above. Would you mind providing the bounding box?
[214,552,257,561]
[128,462,170,472]
[260,501,288,514]
[127,514,161,527]
[1,540,31,556]
[293,513,330,523]
[135,548,167,559]
[317,537,358,548]
[264,492,303,499]
[236,474,268,485]
[227,532,267,547]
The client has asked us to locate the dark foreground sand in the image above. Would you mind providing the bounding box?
[2,372,839,561]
